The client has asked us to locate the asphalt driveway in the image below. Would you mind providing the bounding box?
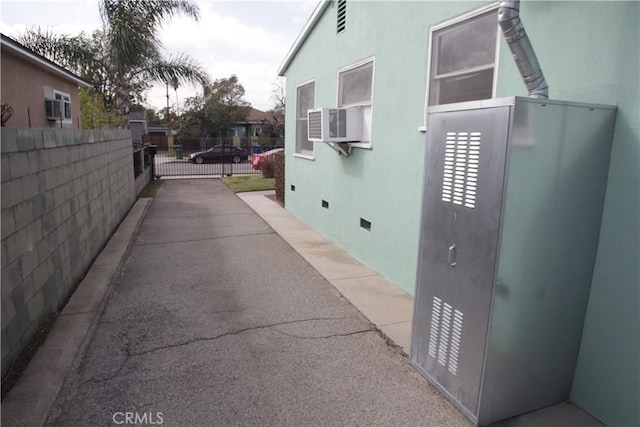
[44,179,469,426]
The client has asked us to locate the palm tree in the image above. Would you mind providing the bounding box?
[20,0,209,121]
[172,76,180,130]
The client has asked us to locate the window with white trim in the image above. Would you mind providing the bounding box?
[47,90,72,122]
[295,81,315,156]
[427,7,499,106]
[338,58,374,146]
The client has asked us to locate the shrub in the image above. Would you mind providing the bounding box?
[261,156,276,178]
[274,151,285,205]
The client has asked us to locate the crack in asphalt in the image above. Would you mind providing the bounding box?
[83,317,360,385]
[130,317,351,357]
[271,328,375,340]
[135,231,276,246]
[145,211,257,219]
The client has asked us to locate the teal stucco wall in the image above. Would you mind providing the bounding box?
[282,1,638,425]
[284,1,489,295]
[496,3,638,427]
[494,3,639,426]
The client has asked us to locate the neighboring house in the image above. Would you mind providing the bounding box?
[278,1,638,426]
[229,107,277,140]
[0,33,91,128]
[147,124,170,136]
[128,111,149,144]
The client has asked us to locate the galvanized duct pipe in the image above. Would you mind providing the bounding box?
[498,0,549,98]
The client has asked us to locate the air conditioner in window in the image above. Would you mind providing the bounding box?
[307,107,362,143]
[45,98,61,121]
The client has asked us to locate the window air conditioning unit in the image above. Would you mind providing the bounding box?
[308,107,362,143]
[45,98,61,121]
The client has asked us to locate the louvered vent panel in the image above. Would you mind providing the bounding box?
[428,296,464,376]
[465,133,481,208]
[428,297,442,358]
[441,131,481,209]
[442,133,456,203]
[448,309,464,375]
[308,110,323,140]
[453,134,467,206]
[337,0,347,33]
[438,303,452,366]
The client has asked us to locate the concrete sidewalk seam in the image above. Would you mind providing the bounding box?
[57,311,92,318]
[379,320,412,327]
[329,273,381,282]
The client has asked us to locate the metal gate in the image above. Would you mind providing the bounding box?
[153,147,258,178]
[147,137,270,178]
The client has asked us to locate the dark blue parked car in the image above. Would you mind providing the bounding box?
[188,146,248,164]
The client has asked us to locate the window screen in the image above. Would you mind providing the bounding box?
[296,82,315,155]
[428,9,498,106]
[338,61,373,106]
[337,60,374,145]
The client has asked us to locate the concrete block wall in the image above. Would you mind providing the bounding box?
[135,162,152,196]
[1,128,136,377]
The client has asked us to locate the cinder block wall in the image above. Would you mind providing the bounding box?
[1,128,136,376]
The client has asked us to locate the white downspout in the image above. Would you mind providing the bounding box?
[498,0,549,98]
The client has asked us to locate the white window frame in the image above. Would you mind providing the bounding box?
[421,3,501,130]
[294,79,315,160]
[336,56,375,149]
[53,89,72,124]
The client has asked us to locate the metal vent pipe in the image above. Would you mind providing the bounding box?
[498,0,549,98]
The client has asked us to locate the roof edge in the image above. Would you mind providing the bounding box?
[1,33,92,88]
[277,0,331,76]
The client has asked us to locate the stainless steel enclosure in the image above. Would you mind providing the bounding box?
[411,97,617,425]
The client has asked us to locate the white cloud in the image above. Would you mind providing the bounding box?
[1,0,319,112]
[0,0,101,36]
[150,1,311,112]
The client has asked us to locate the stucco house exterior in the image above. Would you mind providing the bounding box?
[278,1,638,426]
[1,34,90,129]
[229,107,275,139]
[128,111,149,144]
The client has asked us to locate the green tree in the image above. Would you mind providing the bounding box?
[159,106,179,129]
[19,0,209,122]
[79,87,123,128]
[267,78,285,137]
[145,107,162,123]
[180,75,251,139]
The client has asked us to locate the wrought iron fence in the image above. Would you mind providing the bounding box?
[133,145,151,178]
[143,136,283,178]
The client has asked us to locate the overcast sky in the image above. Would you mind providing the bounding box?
[0,0,319,112]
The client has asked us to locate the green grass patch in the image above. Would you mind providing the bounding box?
[221,176,275,193]
[138,179,164,198]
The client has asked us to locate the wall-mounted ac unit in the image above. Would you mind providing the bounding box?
[45,98,61,121]
[308,107,362,143]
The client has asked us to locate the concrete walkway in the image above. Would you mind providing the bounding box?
[239,191,606,427]
[2,180,605,427]
[238,191,414,354]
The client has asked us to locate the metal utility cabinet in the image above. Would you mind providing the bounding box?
[411,97,617,425]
